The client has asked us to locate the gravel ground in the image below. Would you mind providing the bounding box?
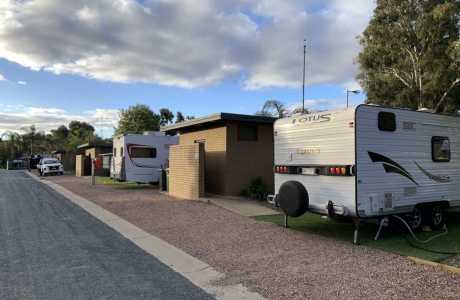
[43,173,460,300]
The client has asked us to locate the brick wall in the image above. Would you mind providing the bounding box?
[169,143,204,200]
[179,126,227,194]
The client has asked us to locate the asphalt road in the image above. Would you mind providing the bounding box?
[0,170,214,300]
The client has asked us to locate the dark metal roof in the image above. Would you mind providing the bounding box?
[161,112,276,133]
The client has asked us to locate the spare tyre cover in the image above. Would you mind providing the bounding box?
[278,181,309,217]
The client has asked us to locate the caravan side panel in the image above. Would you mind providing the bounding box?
[124,134,178,183]
[274,109,356,216]
[356,105,460,218]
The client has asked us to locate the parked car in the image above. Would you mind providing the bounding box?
[38,158,64,176]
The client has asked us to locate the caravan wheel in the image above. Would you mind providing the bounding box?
[429,205,445,230]
[407,206,423,231]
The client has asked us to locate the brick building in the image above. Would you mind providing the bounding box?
[162,113,275,197]
[75,142,112,177]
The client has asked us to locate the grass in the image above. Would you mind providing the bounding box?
[255,212,460,263]
[95,176,158,190]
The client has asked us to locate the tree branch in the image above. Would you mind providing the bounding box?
[435,78,460,113]
[384,67,412,88]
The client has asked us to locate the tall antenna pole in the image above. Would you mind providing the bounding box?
[302,39,306,114]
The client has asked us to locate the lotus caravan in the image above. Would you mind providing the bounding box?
[274,105,460,240]
[111,132,178,183]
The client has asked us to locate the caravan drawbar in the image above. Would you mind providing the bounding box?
[274,105,460,237]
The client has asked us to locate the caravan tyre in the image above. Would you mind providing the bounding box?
[407,206,423,231]
[277,181,309,217]
[429,205,445,231]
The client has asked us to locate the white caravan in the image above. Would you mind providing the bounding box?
[274,104,460,237]
[111,132,178,183]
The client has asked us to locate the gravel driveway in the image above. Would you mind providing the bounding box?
[44,174,460,300]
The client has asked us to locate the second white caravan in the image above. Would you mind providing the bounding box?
[274,105,460,235]
[111,132,178,183]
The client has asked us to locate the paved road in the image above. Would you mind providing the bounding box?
[0,171,214,300]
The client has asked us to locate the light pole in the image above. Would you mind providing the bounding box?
[302,39,307,114]
[346,89,360,108]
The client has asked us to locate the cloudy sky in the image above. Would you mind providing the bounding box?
[0,0,375,137]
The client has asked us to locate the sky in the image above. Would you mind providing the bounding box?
[0,0,375,137]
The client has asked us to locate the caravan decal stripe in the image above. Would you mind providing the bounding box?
[368,151,419,185]
[414,162,451,183]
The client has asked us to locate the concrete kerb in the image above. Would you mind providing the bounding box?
[24,171,265,300]
[408,256,460,275]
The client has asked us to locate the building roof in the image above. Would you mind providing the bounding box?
[161,112,276,133]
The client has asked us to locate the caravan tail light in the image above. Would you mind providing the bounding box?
[276,165,354,176]
[327,166,351,176]
[275,165,294,174]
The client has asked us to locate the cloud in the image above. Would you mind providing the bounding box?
[0,0,375,89]
[0,73,5,81]
[17,80,27,85]
[0,104,119,138]
[286,98,346,113]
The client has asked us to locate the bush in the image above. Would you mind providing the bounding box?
[241,177,268,201]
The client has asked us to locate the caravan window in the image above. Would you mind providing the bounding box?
[378,112,396,132]
[113,148,117,157]
[130,147,157,158]
[432,137,450,162]
[120,147,124,157]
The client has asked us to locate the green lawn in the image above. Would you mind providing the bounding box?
[95,176,158,190]
[255,212,460,263]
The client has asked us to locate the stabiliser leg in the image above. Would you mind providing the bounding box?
[353,218,360,245]
[284,214,289,228]
[374,217,388,241]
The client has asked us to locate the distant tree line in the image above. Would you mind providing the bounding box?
[0,104,194,167]
[0,121,100,167]
[115,104,194,135]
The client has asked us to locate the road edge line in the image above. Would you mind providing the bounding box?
[25,172,265,300]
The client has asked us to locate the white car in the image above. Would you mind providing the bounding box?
[38,158,64,176]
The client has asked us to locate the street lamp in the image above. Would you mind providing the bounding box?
[346,89,360,108]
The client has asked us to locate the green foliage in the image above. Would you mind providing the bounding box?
[242,177,268,200]
[357,0,460,112]
[50,125,69,151]
[116,104,160,135]
[67,121,96,150]
[159,108,174,126]
[175,111,185,123]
